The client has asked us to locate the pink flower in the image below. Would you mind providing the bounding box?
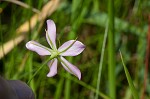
[26,20,85,80]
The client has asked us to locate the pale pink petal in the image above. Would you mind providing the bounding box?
[58,40,85,56]
[26,41,51,56]
[46,20,56,48]
[47,58,58,77]
[60,57,81,80]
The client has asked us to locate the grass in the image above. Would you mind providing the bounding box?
[120,51,139,99]
[108,0,116,98]
[0,0,150,99]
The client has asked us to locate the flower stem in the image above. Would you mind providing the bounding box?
[27,56,53,84]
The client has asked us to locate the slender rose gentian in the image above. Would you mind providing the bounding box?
[26,19,85,80]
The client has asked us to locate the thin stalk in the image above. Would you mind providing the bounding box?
[64,21,77,99]
[2,0,40,14]
[93,0,99,13]
[54,78,64,99]
[64,0,87,98]
[95,22,108,99]
[141,15,150,99]
[28,53,35,92]
[0,12,6,76]
[6,6,16,79]
[61,73,111,99]
[65,69,71,99]
[64,0,77,96]
[120,51,139,99]
[27,0,35,93]
[27,56,53,84]
[108,0,116,98]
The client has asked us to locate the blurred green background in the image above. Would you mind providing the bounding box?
[0,0,150,99]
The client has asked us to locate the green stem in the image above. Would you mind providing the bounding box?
[63,26,77,99]
[61,72,111,99]
[93,0,99,13]
[95,22,108,99]
[65,73,71,99]
[54,77,64,99]
[28,53,35,92]
[27,56,53,84]
[108,0,116,98]
[64,57,72,99]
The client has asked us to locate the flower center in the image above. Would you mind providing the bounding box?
[50,50,60,59]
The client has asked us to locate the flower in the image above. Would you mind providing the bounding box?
[26,19,85,80]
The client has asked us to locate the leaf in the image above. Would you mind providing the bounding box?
[85,12,147,37]
[119,51,139,99]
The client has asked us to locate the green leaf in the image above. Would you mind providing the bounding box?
[85,12,147,37]
[119,51,139,99]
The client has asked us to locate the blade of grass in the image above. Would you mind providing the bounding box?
[108,0,116,98]
[26,0,35,93]
[13,53,29,79]
[2,0,40,14]
[27,52,35,93]
[95,21,108,99]
[16,0,60,34]
[85,12,147,37]
[27,56,53,84]
[92,0,99,13]
[0,0,60,59]
[64,70,71,99]
[60,72,110,99]
[54,78,64,99]
[64,0,86,98]
[0,35,24,59]
[119,51,139,99]
[141,15,150,99]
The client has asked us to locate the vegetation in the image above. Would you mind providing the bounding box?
[0,0,150,99]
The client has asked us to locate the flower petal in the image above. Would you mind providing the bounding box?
[46,20,56,48]
[47,58,58,77]
[26,41,51,56]
[58,40,85,56]
[60,57,81,80]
